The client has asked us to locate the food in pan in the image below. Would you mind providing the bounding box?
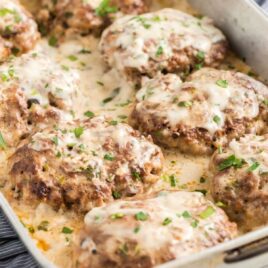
[100,8,227,84]
[0,51,79,146]
[130,68,268,155]
[75,191,237,268]
[210,134,268,229]
[0,0,265,267]
[37,0,151,37]
[8,116,163,213]
[0,0,39,62]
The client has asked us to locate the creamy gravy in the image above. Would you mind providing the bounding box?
[0,0,254,267]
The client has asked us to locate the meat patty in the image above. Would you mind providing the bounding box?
[100,9,227,84]
[37,0,150,37]
[8,116,164,213]
[210,134,268,229]
[0,51,79,147]
[0,0,39,62]
[130,68,268,155]
[74,191,237,268]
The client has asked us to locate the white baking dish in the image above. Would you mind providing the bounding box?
[1,0,268,267]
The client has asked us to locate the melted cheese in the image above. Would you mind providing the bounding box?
[100,8,226,74]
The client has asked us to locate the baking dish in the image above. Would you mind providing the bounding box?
[1,0,268,267]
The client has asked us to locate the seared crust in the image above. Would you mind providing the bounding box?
[100,9,227,83]
[0,0,39,61]
[8,116,163,213]
[74,191,237,268]
[210,134,268,229]
[0,51,79,147]
[37,0,150,37]
[130,69,268,155]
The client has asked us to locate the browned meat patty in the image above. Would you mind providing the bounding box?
[0,0,39,62]
[210,134,268,230]
[37,0,150,37]
[100,9,227,84]
[0,51,79,147]
[8,116,164,213]
[74,191,237,268]
[130,68,268,155]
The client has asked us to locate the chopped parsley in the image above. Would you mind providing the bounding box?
[68,55,78,61]
[213,115,221,125]
[109,120,118,126]
[51,136,59,146]
[216,79,228,88]
[263,99,268,106]
[62,226,73,234]
[216,201,226,207]
[79,49,91,54]
[218,155,244,171]
[191,219,199,228]
[48,36,58,47]
[199,206,215,219]
[132,171,141,180]
[196,51,205,61]
[182,211,191,218]
[169,175,177,187]
[135,211,148,221]
[102,87,120,104]
[74,127,84,138]
[37,221,49,231]
[84,110,95,118]
[156,46,164,56]
[112,190,122,199]
[247,161,260,172]
[133,226,141,233]
[95,0,118,17]
[162,217,172,226]
[135,16,151,29]
[110,213,124,220]
[104,154,115,161]
[178,101,193,108]
[0,132,6,149]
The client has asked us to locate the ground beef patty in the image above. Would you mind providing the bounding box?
[100,8,227,84]
[37,0,150,37]
[0,0,39,62]
[74,191,237,268]
[130,68,268,155]
[8,116,163,213]
[210,134,268,230]
[0,51,79,147]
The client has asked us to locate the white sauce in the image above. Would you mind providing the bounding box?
[136,70,262,134]
[229,135,268,174]
[100,8,226,74]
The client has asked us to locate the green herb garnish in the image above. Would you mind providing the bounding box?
[74,127,84,138]
[62,226,73,234]
[95,0,118,17]
[135,211,148,221]
[216,79,228,88]
[218,155,244,171]
[162,217,172,226]
[199,206,215,219]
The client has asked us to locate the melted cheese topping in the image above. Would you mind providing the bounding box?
[82,191,236,260]
[0,51,79,109]
[136,69,265,134]
[229,135,268,174]
[100,8,226,73]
